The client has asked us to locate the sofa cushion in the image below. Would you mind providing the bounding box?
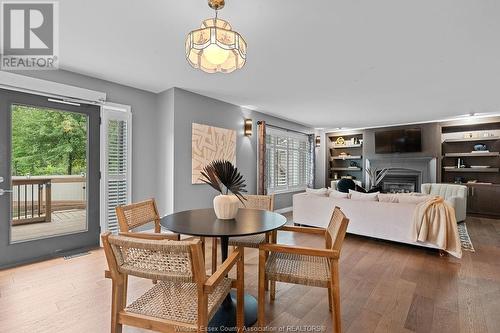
[329,190,349,198]
[305,188,328,196]
[349,189,379,201]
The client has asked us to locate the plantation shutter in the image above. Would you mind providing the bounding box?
[101,105,132,234]
[266,128,312,193]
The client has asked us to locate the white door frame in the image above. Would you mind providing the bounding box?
[100,102,132,234]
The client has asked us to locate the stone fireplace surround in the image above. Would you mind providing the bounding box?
[366,157,437,193]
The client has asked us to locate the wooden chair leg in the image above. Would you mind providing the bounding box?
[328,286,332,311]
[111,277,125,333]
[200,237,206,259]
[236,247,244,332]
[270,280,276,302]
[123,275,128,306]
[331,262,342,333]
[211,237,218,274]
[264,250,269,291]
[258,249,266,328]
[197,292,208,333]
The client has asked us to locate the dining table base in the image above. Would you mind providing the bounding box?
[208,290,258,330]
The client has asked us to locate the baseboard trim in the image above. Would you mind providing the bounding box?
[274,206,292,214]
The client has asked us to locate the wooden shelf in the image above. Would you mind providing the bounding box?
[443,136,499,143]
[443,167,499,173]
[331,155,362,160]
[331,167,362,171]
[444,152,499,157]
[331,144,362,148]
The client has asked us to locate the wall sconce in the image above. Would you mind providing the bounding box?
[315,135,321,147]
[244,119,253,136]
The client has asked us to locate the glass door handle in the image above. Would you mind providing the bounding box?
[0,189,13,196]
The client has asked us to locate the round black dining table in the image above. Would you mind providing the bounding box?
[161,208,287,329]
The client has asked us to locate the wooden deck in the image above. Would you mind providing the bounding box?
[10,209,87,242]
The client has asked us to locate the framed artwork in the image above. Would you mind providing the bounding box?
[192,123,236,184]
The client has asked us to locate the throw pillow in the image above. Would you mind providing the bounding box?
[397,194,433,204]
[349,189,379,201]
[329,190,349,198]
[377,193,399,203]
[305,188,328,196]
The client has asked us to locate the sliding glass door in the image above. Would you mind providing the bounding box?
[0,89,100,268]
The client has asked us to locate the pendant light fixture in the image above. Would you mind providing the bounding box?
[185,0,247,73]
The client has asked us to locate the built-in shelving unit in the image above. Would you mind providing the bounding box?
[443,136,499,143]
[441,123,500,184]
[331,155,362,160]
[443,167,499,173]
[444,152,499,157]
[331,167,362,171]
[327,132,364,185]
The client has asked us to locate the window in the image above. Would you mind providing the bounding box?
[100,104,132,234]
[266,128,312,193]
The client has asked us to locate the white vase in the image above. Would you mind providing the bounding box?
[213,194,239,220]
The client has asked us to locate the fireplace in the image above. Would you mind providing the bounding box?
[378,169,421,193]
[366,157,437,193]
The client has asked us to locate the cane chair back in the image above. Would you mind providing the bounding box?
[107,234,198,283]
[116,199,161,233]
[239,194,275,211]
[325,206,349,253]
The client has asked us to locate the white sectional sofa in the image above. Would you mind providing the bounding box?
[293,192,437,249]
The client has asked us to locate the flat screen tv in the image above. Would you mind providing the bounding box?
[375,128,422,153]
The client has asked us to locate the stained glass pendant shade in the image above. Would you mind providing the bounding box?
[185,0,247,73]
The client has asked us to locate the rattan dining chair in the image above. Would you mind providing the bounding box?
[210,194,275,274]
[115,199,178,237]
[102,232,245,333]
[258,206,349,333]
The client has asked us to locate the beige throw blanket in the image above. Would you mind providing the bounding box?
[412,196,462,258]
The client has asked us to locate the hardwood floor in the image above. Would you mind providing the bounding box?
[0,214,499,332]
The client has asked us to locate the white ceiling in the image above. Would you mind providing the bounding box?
[59,0,500,128]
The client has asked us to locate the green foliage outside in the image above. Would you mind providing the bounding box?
[12,105,88,176]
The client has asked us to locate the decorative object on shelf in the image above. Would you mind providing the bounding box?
[457,158,466,168]
[315,135,321,147]
[454,176,466,184]
[185,0,247,73]
[335,137,345,146]
[339,152,348,158]
[199,160,247,219]
[473,143,488,151]
[333,172,338,180]
[463,132,473,139]
[244,119,253,136]
[482,132,494,137]
[353,137,360,145]
[192,123,236,184]
[349,161,359,168]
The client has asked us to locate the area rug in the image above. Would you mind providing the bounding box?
[457,222,475,252]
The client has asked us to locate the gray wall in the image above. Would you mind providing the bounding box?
[156,88,312,215]
[15,70,160,202]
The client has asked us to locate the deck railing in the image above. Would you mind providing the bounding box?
[11,175,87,226]
[12,178,51,225]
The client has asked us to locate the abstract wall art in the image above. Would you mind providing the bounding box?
[192,123,236,184]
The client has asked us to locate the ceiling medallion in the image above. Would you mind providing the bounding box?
[185,0,247,73]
